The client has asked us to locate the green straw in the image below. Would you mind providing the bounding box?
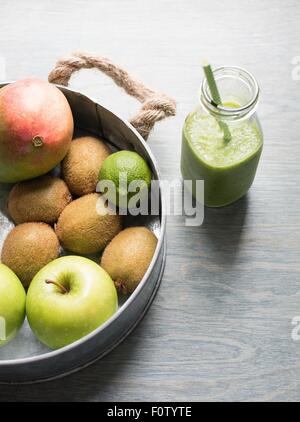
[202,62,232,142]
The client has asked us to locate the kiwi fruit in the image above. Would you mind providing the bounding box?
[55,193,122,255]
[101,226,158,294]
[7,175,72,225]
[1,223,60,287]
[62,136,110,196]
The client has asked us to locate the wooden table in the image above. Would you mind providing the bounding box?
[0,0,299,402]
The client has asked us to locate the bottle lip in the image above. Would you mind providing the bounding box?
[200,66,260,118]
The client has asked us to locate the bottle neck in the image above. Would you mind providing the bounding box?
[200,66,259,122]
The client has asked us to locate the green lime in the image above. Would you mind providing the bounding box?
[99,150,152,207]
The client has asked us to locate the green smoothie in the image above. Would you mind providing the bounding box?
[181,66,263,207]
[181,109,262,207]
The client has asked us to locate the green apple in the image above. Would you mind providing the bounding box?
[0,263,26,347]
[26,256,118,349]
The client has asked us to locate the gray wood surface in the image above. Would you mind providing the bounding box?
[0,0,300,402]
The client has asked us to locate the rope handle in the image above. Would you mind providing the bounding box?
[48,52,176,139]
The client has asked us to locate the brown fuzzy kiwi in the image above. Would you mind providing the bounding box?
[61,136,110,196]
[1,222,60,287]
[100,226,158,294]
[55,193,122,255]
[7,175,72,225]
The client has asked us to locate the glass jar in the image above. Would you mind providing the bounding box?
[181,66,263,207]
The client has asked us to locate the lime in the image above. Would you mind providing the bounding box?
[99,150,152,207]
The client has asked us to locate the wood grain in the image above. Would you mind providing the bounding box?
[0,0,300,402]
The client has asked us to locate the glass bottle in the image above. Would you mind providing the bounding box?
[181,66,263,207]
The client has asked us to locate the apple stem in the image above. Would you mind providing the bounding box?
[45,279,69,294]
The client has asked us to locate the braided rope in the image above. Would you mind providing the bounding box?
[48,52,176,139]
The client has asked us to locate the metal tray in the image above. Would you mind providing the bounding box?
[0,84,166,384]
